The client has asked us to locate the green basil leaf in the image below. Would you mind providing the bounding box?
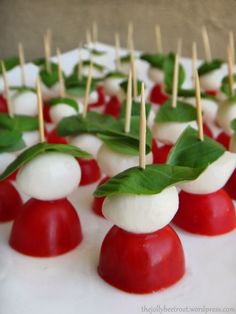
[0,57,19,74]
[73,61,105,76]
[140,53,165,69]
[120,54,132,63]
[104,71,127,79]
[177,88,213,100]
[231,118,236,132]
[48,97,79,111]
[120,79,142,96]
[39,63,60,87]
[0,142,91,181]
[0,129,25,153]
[198,59,223,77]
[94,164,204,197]
[155,99,197,123]
[32,57,46,67]
[57,111,115,136]
[87,48,107,56]
[0,113,38,132]
[119,100,151,119]
[167,126,225,168]
[10,86,36,94]
[164,53,185,94]
[65,75,97,97]
[220,74,236,97]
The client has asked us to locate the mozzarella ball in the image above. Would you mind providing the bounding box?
[183,97,218,124]
[81,66,104,79]
[152,121,198,145]
[119,62,131,75]
[49,104,78,124]
[97,144,153,177]
[216,100,236,135]
[103,78,124,96]
[69,134,102,157]
[199,69,222,91]
[16,152,81,200]
[103,186,179,233]
[147,67,164,84]
[229,134,236,153]
[41,82,60,101]
[179,151,236,194]
[88,90,99,103]
[0,153,16,174]
[12,91,38,116]
[22,131,40,148]
[147,108,156,129]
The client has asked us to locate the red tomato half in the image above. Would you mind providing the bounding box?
[43,102,52,123]
[104,95,121,118]
[149,84,168,105]
[10,198,82,257]
[89,85,106,108]
[0,181,23,222]
[92,176,110,217]
[153,144,172,164]
[98,225,185,294]
[0,95,8,112]
[215,132,230,150]
[225,169,236,200]
[203,123,213,138]
[205,90,217,97]
[77,158,101,186]
[47,128,68,144]
[173,189,236,235]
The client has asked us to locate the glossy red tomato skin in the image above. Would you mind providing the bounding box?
[77,158,101,186]
[203,123,213,138]
[225,169,236,200]
[215,132,230,149]
[0,181,23,222]
[149,84,168,105]
[43,102,52,123]
[47,128,68,144]
[173,189,236,236]
[89,85,106,109]
[153,144,172,164]
[98,225,185,294]
[10,198,82,257]
[0,95,8,112]
[104,95,121,118]
[205,90,217,97]
[92,176,110,217]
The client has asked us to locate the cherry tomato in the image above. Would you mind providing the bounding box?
[47,128,67,144]
[205,90,217,97]
[98,225,185,294]
[215,132,230,149]
[104,96,121,118]
[43,102,52,123]
[149,84,168,105]
[153,144,172,164]
[89,85,106,109]
[10,198,82,257]
[173,189,236,235]
[0,95,8,113]
[0,181,23,222]
[77,158,101,186]
[92,176,110,217]
[203,123,213,138]
[225,169,236,200]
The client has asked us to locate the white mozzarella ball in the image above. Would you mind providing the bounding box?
[184,97,218,124]
[88,90,99,103]
[16,152,81,200]
[199,69,222,91]
[103,186,179,233]
[179,151,236,194]
[41,82,60,101]
[22,131,40,148]
[81,66,104,79]
[119,62,131,75]
[229,134,236,153]
[147,67,164,84]
[69,134,102,157]
[97,144,153,177]
[103,78,124,96]
[49,104,78,124]
[147,108,156,129]
[216,100,236,135]
[12,91,38,116]
[0,153,16,174]
[152,121,198,145]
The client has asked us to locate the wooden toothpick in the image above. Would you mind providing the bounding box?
[57,48,65,98]
[202,26,212,62]
[192,41,197,88]
[86,29,92,46]
[36,76,45,143]
[92,21,98,43]
[1,61,13,117]
[44,34,51,73]
[127,22,133,51]
[46,29,52,60]
[227,44,235,97]
[139,82,146,169]
[125,70,132,133]
[171,40,181,108]
[83,59,93,118]
[78,43,83,80]
[195,70,204,141]
[115,32,121,71]
[155,24,163,54]
[229,31,235,66]
[18,42,26,86]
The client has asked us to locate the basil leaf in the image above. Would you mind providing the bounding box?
[119,100,152,119]
[140,53,165,69]
[87,48,107,56]
[32,57,46,67]
[177,88,213,100]
[198,59,223,77]
[0,130,25,153]
[0,113,38,131]
[48,97,79,111]
[120,79,142,96]
[39,63,60,87]
[10,86,36,94]
[104,71,127,79]
[120,54,132,63]
[164,53,185,94]
[231,118,236,132]
[155,99,197,123]
[65,75,97,97]
[57,111,115,136]
[98,117,152,156]
[220,74,236,97]
[94,164,204,197]
[167,126,225,168]
[0,57,19,74]
[0,142,91,181]
[73,61,105,76]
